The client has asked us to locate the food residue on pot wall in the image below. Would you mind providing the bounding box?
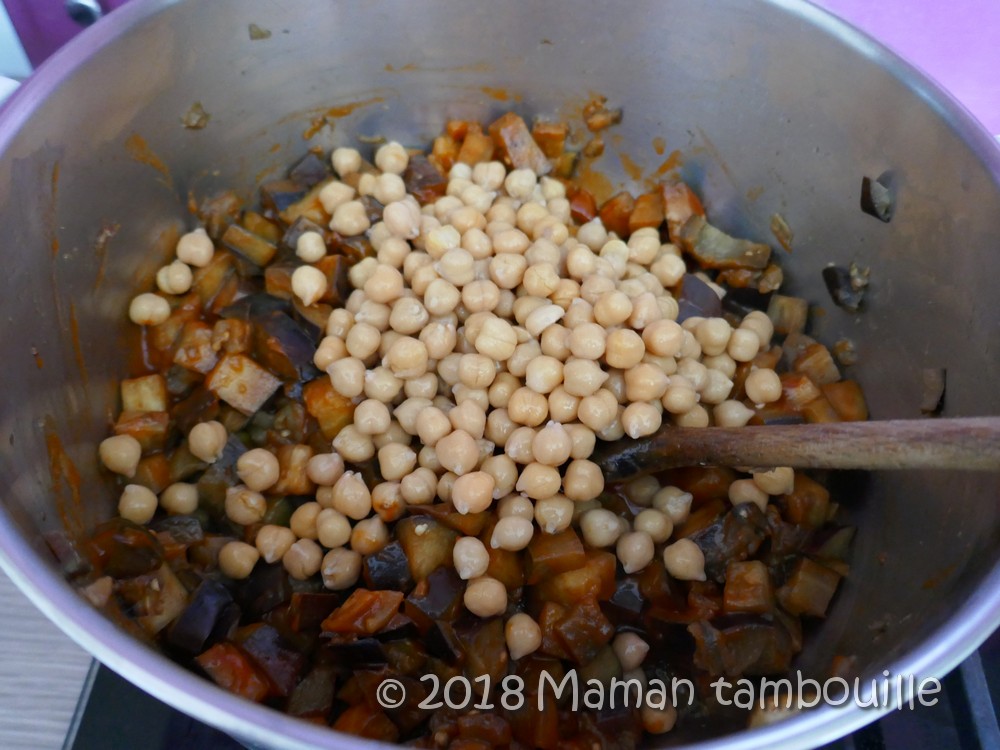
[125,133,173,191]
[44,420,85,537]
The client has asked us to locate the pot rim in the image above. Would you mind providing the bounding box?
[1,0,999,748]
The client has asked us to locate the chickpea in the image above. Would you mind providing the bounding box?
[322,547,363,591]
[372,171,406,204]
[617,531,655,574]
[436,247,475,286]
[599,239,629,278]
[331,147,362,177]
[331,471,372,520]
[634,508,673,543]
[728,478,769,511]
[330,200,371,236]
[188,421,227,463]
[740,310,775,348]
[411,406,448,448]
[593,291,633,327]
[642,704,678,735]
[505,612,542,660]
[313,335,347,370]
[565,423,597,460]
[563,459,605,501]
[613,632,651,672]
[597,410,626,442]
[383,199,422,240]
[700,369,733,405]
[548,387,580,423]
[534,495,574,534]
[332,424,375,463]
[99,434,142,478]
[507,340,542,378]
[628,291,662,330]
[489,253,528,290]
[294,230,327,263]
[159,482,198,515]
[155,260,194,296]
[703,352,738,378]
[374,141,409,174]
[662,539,707,581]
[464,576,508,618]
[477,455,515,499]
[448,471,493,514]
[650,253,686,287]
[351,516,390,555]
[356,299,391,332]
[568,323,607,361]
[642,318,685,357]
[491,516,534,551]
[726,328,761,362]
[624,363,669,402]
[605,329,645,369]
[128,293,171,326]
[487,372,519,409]
[496,493,533,520]
[662,383,699,415]
[436,429,480,476]
[400,467,438,505]
[118,484,158,524]
[284,538,323,580]
[173,227,214,268]
[531,422,573,467]
[349,400,388,437]
[562,358,609,398]
[504,426,537,464]
[418,445,442,472]
[255,525,296,564]
[752,466,795,496]
[744,367,782,404]
[493,227,531,255]
[515,463,561,500]
[714,400,755,427]
[374,420,411,450]
[312,508,350,549]
[327,357,366,398]
[225,486,267,526]
[218,541,260,580]
[454,536,490,580]
[652,486,693,525]
[363,264,404,305]
[289,502,321,540]
[578,389,618,433]
[674,403,710,427]
[580,508,626,548]
[384,336,429,378]
[507,387,549,427]
[378,443,417,482]
[326,308,355,338]
[474,315,518,360]
[236,448,280,492]
[577,218,608,250]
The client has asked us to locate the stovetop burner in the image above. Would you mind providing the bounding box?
[63,632,1000,750]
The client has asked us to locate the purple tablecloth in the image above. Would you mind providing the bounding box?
[815,0,1000,135]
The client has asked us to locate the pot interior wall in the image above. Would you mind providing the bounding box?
[1,0,999,746]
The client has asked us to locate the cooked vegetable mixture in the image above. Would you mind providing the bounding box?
[74,107,868,747]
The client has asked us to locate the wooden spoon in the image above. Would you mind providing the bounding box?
[590,417,1000,482]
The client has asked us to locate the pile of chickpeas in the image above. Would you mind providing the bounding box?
[104,133,798,732]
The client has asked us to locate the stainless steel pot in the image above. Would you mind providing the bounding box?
[1,1,999,748]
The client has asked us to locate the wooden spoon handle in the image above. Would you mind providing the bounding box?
[592,417,1000,482]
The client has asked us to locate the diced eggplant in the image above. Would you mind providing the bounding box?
[400,154,447,205]
[675,274,723,325]
[457,713,513,746]
[457,124,496,166]
[314,253,352,307]
[430,133,459,174]
[173,320,219,374]
[396,516,457,582]
[87,518,164,579]
[599,192,635,238]
[404,567,465,632]
[117,563,189,635]
[322,589,404,635]
[795,343,841,386]
[302,377,355,440]
[602,576,646,625]
[45,530,92,581]
[220,292,290,321]
[237,562,292,619]
[288,151,330,189]
[628,191,664,234]
[779,372,823,410]
[533,550,617,607]
[375,612,419,643]
[149,292,202,355]
[569,188,598,225]
[332,703,399,742]
[860,174,893,222]
[327,636,388,669]
[722,285,772,319]
[531,120,568,159]
[166,579,240,655]
[251,310,319,382]
[661,181,706,239]
[525,527,586,584]
[170,386,220,436]
[820,380,869,422]
[767,293,809,336]
[688,502,769,582]
[260,178,309,214]
[554,597,615,664]
[204,353,282,415]
[363,540,415,592]
[263,265,294,301]
[456,616,508,687]
[822,265,866,312]
[120,374,168,413]
[269,444,315,496]
[113,410,171,453]
[801,395,842,424]
[150,514,205,545]
[164,364,202,397]
[688,618,793,677]
[288,591,341,633]
[577,644,622,688]
[233,623,307,697]
[677,215,771,270]
[195,642,270,702]
[776,558,842,617]
[487,113,550,174]
[221,224,278,267]
[723,560,774,614]
[287,663,337,719]
[808,525,856,562]
[780,473,830,530]
[242,211,282,244]
[407,503,490,537]
[426,619,465,664]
